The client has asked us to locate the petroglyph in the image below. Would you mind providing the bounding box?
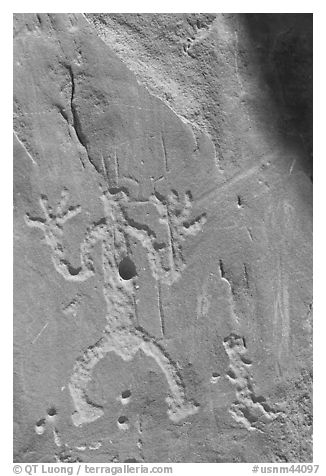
[14,12,313,463]
[210,372,221,384]
[26,186,204,427]
[34,418,46,435]
[117,415,129,430]
[25,189,98,282]
[120,389,131,404]
[147,189,207,284]
[223,334,281,432]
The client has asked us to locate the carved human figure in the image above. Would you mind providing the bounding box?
[25,186,206,426]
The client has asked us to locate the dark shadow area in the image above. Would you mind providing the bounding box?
[118,256,137,280]
[47,407,57,417]
[118,415,128,424]
[243,14,313,172]
[121,389,131,399]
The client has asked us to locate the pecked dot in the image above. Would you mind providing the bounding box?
[35,418,46,435]
[210,372,221,383]
[47,407,57,418]
[117,415,129,430]
[118,257,137,280]
[121,389,131,401]
[118,415,128,424]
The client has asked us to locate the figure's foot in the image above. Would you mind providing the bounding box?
[166,397,200,423]
[69,384,104,427]
[71,406,104,427]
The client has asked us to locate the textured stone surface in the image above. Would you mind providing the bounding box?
[14,13,312,463]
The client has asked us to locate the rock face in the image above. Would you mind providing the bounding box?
[13,13,312,463]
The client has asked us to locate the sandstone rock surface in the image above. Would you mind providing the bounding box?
[14,13,312,463]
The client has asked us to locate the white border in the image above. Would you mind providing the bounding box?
[4,3,323,473]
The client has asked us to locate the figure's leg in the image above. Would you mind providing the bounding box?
[117,328,199,423]
[69,328,198,427]
[69,336,108,427]
[69,333,140,427]
[139,339,199,422]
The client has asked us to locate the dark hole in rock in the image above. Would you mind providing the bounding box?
[227,369,237,379]
[118,256,137,280]
[241,355,252,366]
[118,415,128,424]
[47,407,57,417]
[121,389,131,399]
[36,418,46,427]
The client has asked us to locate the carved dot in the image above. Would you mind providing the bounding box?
[118,415,128,424]
[210,372,220,383]
[117,415,129,430]
[227,369,236,380]
[118,257,137,280]
[47,407,57,417]
[121,389,131,401]
[35,418,46,435]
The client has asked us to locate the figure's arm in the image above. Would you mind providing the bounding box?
[25,191,105,282]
